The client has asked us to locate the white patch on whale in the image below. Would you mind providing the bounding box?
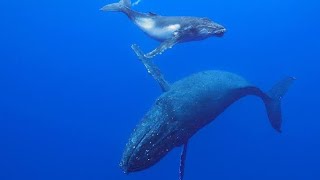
[149,24,181,40]
[135,18,155,30]
[166,24,181,31]
[135,18,181,40]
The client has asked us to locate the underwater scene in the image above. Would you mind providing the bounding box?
[1,0,320,179]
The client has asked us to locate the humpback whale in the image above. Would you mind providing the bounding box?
[101,0,226,59]
[120,67,295,179]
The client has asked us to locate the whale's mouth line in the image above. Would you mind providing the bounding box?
[215,29,226,33]
[214,28,226,36]
[124,128,151,172]
[124,121,175,172]
[124,118,162,173]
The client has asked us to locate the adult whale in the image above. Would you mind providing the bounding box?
[100,0,226,59]
[120,70,295,180]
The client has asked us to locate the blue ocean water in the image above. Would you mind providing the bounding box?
[1,0,320,179]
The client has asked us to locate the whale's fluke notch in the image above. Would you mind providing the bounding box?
[179,143,188,180]
[264,77,296,132]
[131,44,170,92]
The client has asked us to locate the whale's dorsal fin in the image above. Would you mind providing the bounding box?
[179,142,188,180]
[148,12,158,16]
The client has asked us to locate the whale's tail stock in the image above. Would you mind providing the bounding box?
[263,77,296,132]
[100,0,131,12]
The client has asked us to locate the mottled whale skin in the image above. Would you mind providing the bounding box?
[101,0,226,58]
[120,70,294,174]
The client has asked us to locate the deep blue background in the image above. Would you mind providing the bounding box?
[1,0,320,179]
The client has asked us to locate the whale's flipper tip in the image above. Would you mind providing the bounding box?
[179,143,188,180]
[131,44,146,60]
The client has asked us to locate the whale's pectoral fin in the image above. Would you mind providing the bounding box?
[144,34,181,59]
[179,142,188,180]
[131,44,146,60]
[131,44,170,92]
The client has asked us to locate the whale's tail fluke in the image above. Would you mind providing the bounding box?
[100,0,131,12]
[264,77,295,132]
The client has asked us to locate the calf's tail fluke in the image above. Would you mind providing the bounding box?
[100,0,131,12]
[264,77,296,132]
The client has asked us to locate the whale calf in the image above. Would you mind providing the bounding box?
[120,70,294,180]
[101,0,226,59]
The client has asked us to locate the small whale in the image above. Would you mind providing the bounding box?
[100,0,226,59]
[120,70,295,179]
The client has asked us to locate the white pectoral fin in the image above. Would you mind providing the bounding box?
[131,44,145,60]
[131,44,171,92]
[144,33,181,59]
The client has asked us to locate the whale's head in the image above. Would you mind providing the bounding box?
[198,18,226,38]
[119,98,186,173]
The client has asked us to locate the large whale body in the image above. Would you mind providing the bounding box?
[101,0,226,59]
[120,70,294,179]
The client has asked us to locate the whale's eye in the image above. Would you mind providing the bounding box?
[214,30,225,37]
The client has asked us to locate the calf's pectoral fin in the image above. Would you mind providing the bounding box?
[179,142,188,180]
[144,33,181,59]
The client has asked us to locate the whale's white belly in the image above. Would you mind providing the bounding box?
[135,18,181,41]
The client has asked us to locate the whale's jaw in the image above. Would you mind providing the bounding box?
[214,28,226,37]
